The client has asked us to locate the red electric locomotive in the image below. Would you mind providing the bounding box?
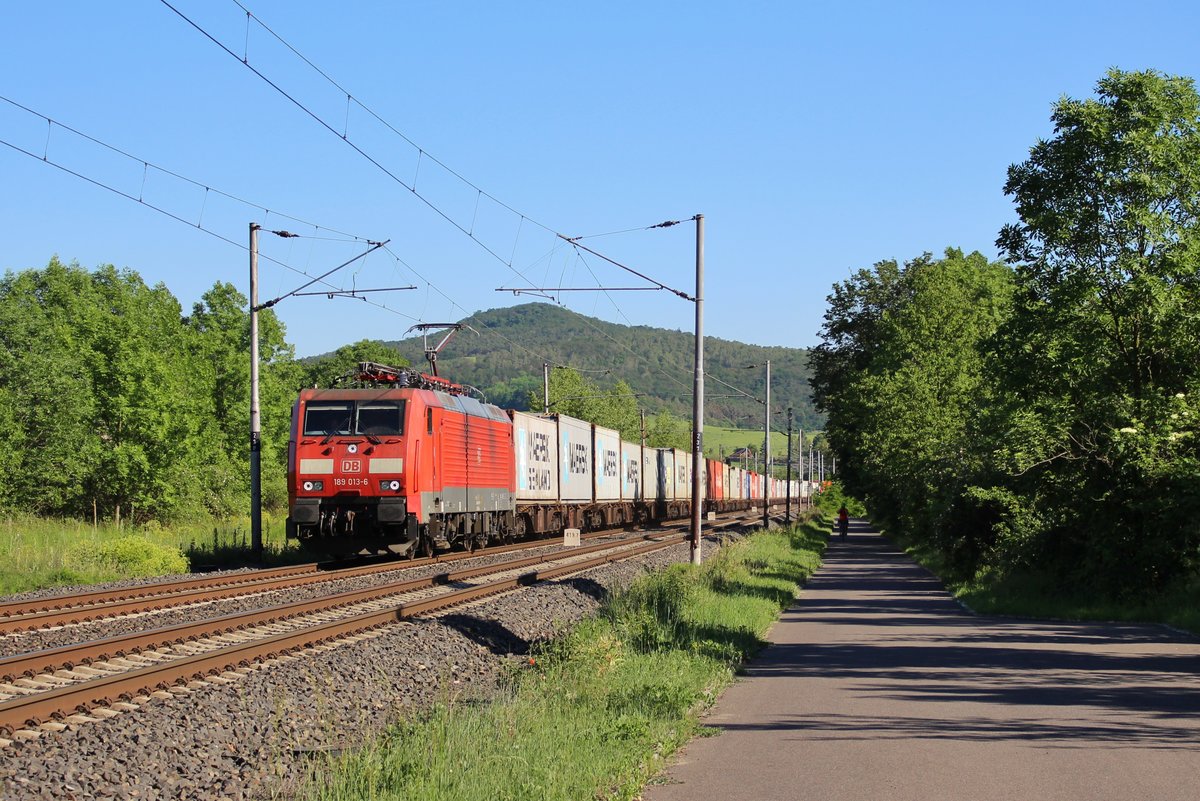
[286,362,516,556]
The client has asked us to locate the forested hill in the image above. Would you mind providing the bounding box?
[373,303,821,429]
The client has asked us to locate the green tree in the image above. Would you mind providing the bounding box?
[993,68,1200,591]
[0,260,227,521]
[646,410,689,450]
[0,259,104,513]
[529,367,643,442]
[0,384,17,507]
[186,282,296,513]
[300,339,408,389]
[811,249,1014,573]
[482,373,541,410]
[84,265,210,520]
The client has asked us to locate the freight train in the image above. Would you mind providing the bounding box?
[285,362,804,556]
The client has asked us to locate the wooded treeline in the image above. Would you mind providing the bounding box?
[0,265,721,523]
[0,263,408,523]
[811,69,1200,597]
[379,302,820,430]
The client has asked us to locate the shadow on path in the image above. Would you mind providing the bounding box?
[738,521,1200,747]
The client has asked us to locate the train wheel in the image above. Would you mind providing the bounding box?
[509,515,527,544]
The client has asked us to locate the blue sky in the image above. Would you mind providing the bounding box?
[3,1,1199,361]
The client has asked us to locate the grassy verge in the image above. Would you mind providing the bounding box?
[0,513,308,595]
[883,529,1200,635]
[953,567,1200,634]
[302,519,827,801]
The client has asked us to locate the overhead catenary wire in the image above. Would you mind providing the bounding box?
[705,371,767,405]
[5,91,766,410]
[557,234,694,300]
[5,101,764,410]
[383,244,698,396]
[44,4,765,415]
[1,92,766,414]
[255,239,390,311]
[228,0,547,237]
[159,0,552,294]
[381,245,644,382]
[163,1,725,404]
[0,95,372,247]
[0,94,423,323]
[162,1,700,312]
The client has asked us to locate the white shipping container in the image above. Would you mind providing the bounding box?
[557,414,594,502]
[655,449,675,501]
[691,456,705,502]
[671,449,689,499]
[620,441,642,501]
[592,425,621,501]
[511,411,558,502]
[642,448,656,502]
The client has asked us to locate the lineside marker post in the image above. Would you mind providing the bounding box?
[763,360,771,531]
[690,214,704,566]
[249,223,263,563]
[785,407,792,524]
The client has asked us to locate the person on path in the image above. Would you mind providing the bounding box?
[837,505,849,539]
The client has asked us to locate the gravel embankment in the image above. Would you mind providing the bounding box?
[0,531,747,801]
[0,539,617,658]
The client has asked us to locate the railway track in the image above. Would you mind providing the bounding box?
[0,516,763,744]
[0,525,649,636]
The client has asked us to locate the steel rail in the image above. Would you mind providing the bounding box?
[0,535,683,735]
[0,564,322,620]
[0,526,640,634]
[0,532,680,682]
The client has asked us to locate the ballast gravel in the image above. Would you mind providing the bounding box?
[0,529,751,801]
[0,538,621,658]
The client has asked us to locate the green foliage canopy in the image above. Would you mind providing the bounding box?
[810,248,1014,570]
[0,260,294,522]
[813,68,1200,597]
[991,68,1200,591]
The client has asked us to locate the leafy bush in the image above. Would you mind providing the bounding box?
[814,481,865,519]
[65,534,189,578]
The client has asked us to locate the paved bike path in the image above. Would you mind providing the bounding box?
[644,521,1200,801]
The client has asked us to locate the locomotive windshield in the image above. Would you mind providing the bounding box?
[357,401,405,436]
[303,400,405,437]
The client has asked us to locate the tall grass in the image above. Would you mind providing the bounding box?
[884,526,1200,635]
[303,518,827,801]
[0,512,306,595]
[954,566,1200,635]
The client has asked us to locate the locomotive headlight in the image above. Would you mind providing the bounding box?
[347,443,358,455]
[303,481,313,492]
[302,480,324,492]
[389,480,400,491]
[380,479,401,492]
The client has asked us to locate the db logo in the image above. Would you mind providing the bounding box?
[341,460,362,473]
